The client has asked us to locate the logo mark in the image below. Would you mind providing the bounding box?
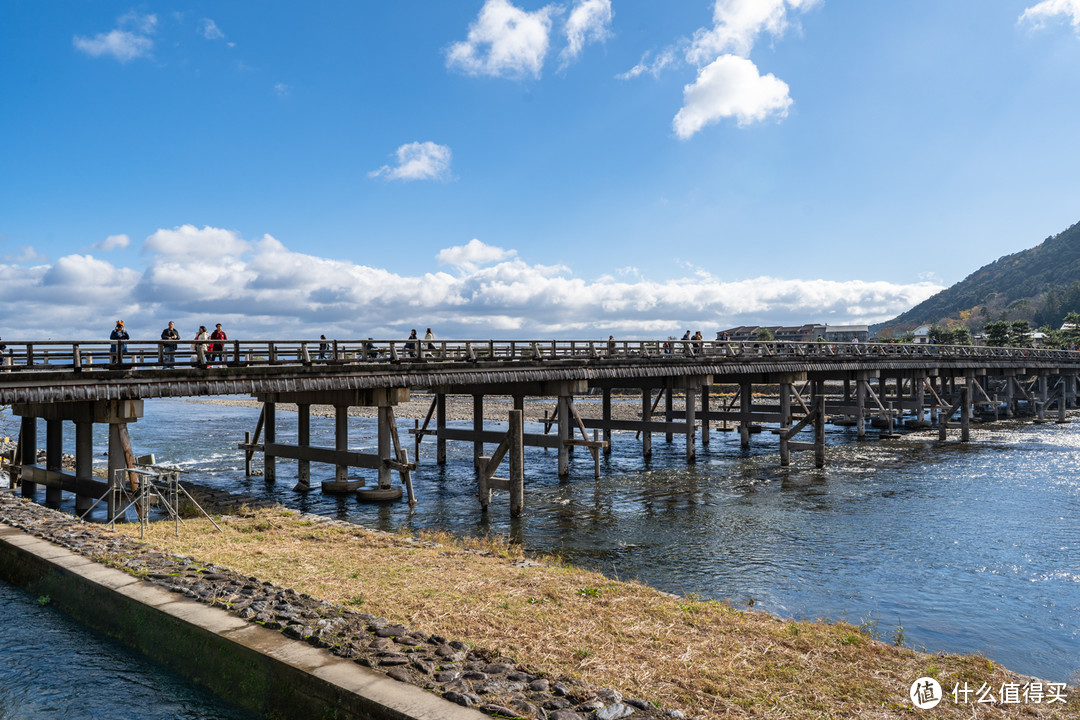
[910,677,942,709]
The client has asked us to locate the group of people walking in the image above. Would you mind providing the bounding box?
[105,323,440,366]
[109,320,227,367]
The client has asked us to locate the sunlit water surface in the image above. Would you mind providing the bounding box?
[2,398,1077,684]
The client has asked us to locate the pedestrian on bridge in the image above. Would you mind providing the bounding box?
[193,326,210,365]
[210,324,227,364]
[161,321,180,368]
[110,320,129,365]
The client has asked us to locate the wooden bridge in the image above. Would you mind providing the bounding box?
[2,338,1078,520]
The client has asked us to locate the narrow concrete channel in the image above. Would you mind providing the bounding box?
[0,523,487,720]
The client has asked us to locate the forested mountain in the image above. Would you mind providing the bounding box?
[875,220,1080,336]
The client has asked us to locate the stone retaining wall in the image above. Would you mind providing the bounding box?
[0,491,689,720]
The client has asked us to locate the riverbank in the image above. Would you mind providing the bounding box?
[1,490,1070,719]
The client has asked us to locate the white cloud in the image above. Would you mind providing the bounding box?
[673,54,792,138]
[617,1,816,135]
[93,234,130,251]
[1019,0,1080,31]
[2,246,46,264]
[73,12,156,63]
[687,0,817,64]
[446,0,556,79]
[369,142,453,182]
[199,18,225,40]
[617,47,680,80]
[559,0,613,69]
[0,226,942,339]
[144,224,250,257]
[437,239,517,273]
[274,82,291,98]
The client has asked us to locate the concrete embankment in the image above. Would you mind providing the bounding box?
[0,505,487,720]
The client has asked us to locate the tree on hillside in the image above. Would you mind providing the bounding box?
[1040,325,1068,348]
[1062,311,1080,347]
[928,324,953,344]
[984,320,1011,347]
[1011,320,1033,347]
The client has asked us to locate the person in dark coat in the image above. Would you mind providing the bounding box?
[110,320,129,364]
[161,321,180,368]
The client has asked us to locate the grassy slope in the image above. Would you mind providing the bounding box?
[114,508,1077,719]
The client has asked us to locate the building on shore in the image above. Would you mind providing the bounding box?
[718,323,869,343]
[717,324,826,342]
[823,325,870,343]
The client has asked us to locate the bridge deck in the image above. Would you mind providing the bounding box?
[2,339,1078,404]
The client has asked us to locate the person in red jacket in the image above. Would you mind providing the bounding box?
[209,323,227,364]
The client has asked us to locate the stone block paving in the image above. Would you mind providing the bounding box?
[0,488,694,720]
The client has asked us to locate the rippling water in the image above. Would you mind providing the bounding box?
[2,398,1078,684]
[0,578,261,720]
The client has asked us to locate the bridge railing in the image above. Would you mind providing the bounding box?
[0,339,1077,372]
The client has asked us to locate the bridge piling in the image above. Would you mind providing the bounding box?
[45,419,62,508]
[700,383,711,446]
[296,403,311,491]
[74,421,93,515]
[641,388,652,459]
[18,417,37,499]
[264,402,277,483]
[436,393,447,464]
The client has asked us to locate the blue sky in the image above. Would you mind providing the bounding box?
[2,0,1080,340]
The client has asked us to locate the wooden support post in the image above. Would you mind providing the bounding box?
[814,386,826,468]
[960,387,971,442]
[602,388,612,455]
[296,403,311,489]
[245,406,265,477]
[685,383,696,463]
[45,419,63,507]
[779,381,791,466]
[1058,379,1068,424]
[641,388,652,459]
[436,393,447,464]
[386,406,415,506]
[264,402,277,482]
[473,394,484,471]
[701,383,710,446]
[665,385,674,442]
[856,374,867,438]
[477,461,490,511]
[740,381,752,449]
[915,375,925,423]
[74,421,93,515]
[19,417,37,498]
[1038,375,1048,421]
[1004,376,1015,418]
[107,423,125,522]
[509,409,524,518]
[334,405,348,484]
[557,394,570,476]
[378,405,392,488]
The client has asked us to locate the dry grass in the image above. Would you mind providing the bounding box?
[116,509,1076,719]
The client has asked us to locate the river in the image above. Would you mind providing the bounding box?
[1,397,1077,693]
[0,577,260,720]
